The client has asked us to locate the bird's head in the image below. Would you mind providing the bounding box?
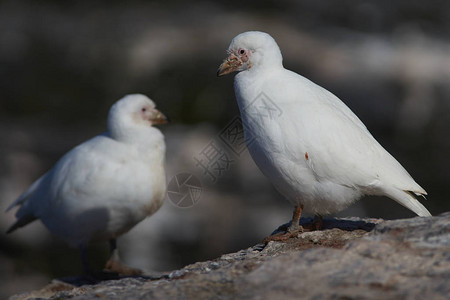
[217,31,283,77]
[108,94,168,141]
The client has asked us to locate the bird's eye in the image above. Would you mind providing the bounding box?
[239,49,246,55]
[141,107,147,112]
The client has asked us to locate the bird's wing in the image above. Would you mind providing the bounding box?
[41,135,151,211]
[8,135,151,229]
[267,70,425,194]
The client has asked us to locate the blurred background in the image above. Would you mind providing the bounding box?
[1,0,449,297]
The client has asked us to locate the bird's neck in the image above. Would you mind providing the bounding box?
[234,66,281,106]
[110,126,165,149]
[234,66,286,140]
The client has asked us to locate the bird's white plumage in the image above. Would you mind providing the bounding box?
[7,94,167,247]
[225,31,430,216]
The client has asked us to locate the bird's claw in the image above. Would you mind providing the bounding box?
[262,226,304,243]
[104,258,143,276]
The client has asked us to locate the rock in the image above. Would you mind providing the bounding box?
[10,213,450,300]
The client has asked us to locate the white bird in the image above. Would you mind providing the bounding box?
[218,31,431,240]
[6,94,168,274]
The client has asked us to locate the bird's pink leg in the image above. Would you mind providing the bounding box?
[288,204,303,232]
[314,214,323,230]
[262,205,304,243]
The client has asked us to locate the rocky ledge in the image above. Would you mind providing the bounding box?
[11,213,450,300]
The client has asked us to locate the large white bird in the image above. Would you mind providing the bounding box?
[218,31,431,240]
[6,94,168,274]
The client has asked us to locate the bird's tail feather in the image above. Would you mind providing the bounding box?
[5,174,46,212]
[383,187,431,217]
[6,215,37,234]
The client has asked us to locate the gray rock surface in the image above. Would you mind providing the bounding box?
[11,213,450,300]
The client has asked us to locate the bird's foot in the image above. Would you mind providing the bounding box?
[303,215,323,231]
[104,257,143,276]
[262,226,304,243]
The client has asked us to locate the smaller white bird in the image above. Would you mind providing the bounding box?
[218,31,431,241]
[6,94,168,275]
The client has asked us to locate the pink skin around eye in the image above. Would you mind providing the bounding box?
[141,107,151,120]
[238,49,249,63]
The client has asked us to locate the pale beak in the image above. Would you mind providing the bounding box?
[217,55,242,77]
[217,60,234,77]
[152,109,169,125]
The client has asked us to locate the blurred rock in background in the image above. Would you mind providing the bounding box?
[1,0,449,298]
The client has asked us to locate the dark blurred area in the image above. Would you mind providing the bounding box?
[1,0,449,297]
